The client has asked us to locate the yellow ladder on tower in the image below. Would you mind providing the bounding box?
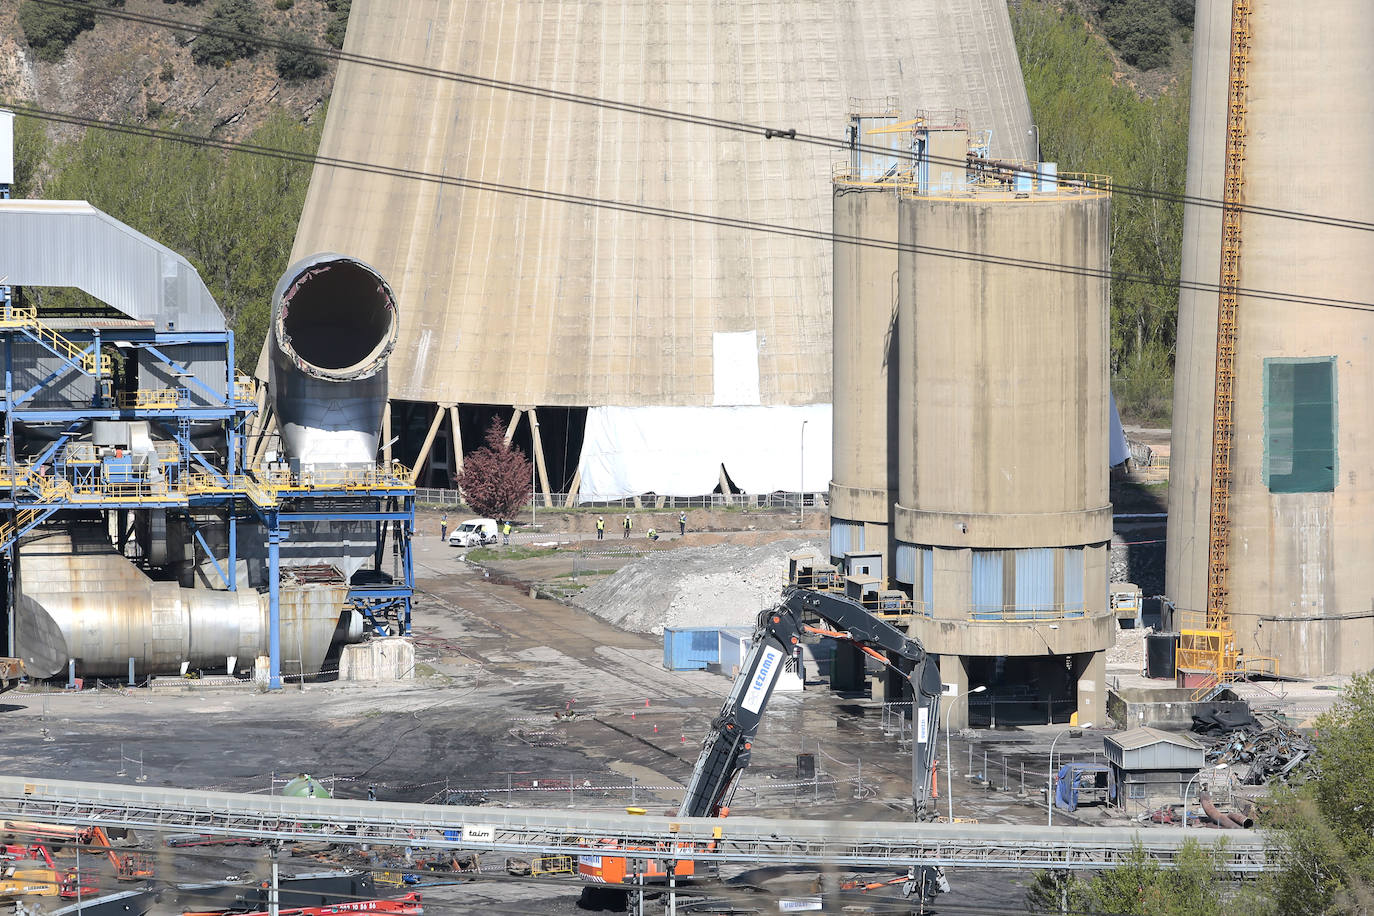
[1178,0,1254,699]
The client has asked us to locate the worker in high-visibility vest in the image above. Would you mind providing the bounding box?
[596,516,605,540]
[679,511,687,536]
[502,520,512,545]
[623,514,632,539]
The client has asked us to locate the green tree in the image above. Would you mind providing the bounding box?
[1249,673,1374,915]
[275,30,326,81]
[191,0,264,67]
[1027,839,1227,915]
[38,109,323,367]
[323,0,350,49]
[17,0,95,61]
[1103,0,1176,70]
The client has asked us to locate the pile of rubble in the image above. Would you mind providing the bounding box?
[1193,705,1313,784]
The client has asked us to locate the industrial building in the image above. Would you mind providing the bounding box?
[0,115,416,687]
[827,113,1114,727]
[1166,0,1374,678]
[263,0,1037,502]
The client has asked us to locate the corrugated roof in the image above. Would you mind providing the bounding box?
[1106,726,1205,752]
[0,200,224,332]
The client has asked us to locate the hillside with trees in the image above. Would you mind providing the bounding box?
[3,0,345,367]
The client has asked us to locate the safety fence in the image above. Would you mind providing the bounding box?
[415,488,829,512]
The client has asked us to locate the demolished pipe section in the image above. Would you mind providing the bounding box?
[270,253,398,469]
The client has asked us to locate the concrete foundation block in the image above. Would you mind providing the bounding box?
[339,638,415,681]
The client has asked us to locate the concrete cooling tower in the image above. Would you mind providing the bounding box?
[1166,0,1374,676]
[282,0,1036,500]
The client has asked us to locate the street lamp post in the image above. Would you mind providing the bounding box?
[944,685,986,823]
[1047,723,1094,826]
[799,420,808,524]
[1181,764,1228,827]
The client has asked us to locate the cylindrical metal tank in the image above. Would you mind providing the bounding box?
[1165,1,1374,677]
[270,253,398,469]
[893,188,1114,662]
[830,184,900,568]
[13,529,363,679]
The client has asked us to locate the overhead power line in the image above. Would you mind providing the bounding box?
[29,0,1374,236]
[11,102,1374,317]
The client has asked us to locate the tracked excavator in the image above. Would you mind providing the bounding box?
[579,586,948,904]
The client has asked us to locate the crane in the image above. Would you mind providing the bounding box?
[578,586,948,905]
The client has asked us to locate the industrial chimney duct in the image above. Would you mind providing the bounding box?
[270,253,398,468]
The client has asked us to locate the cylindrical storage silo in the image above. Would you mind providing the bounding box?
[830,183,900,573]
[894,186,1115,725]
[1165,1,1374,677]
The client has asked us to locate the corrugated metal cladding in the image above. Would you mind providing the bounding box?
[1014,548,1053,611]
[0,201,224,332]
[138,345,229,402]
[1064,547,1085,611]
[972,550,1003,615]
[894,543,915,584]
[12,341,95,407]
[288,0,1035,407]
[830,520,864,559]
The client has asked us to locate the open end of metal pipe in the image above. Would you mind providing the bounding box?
[274,255,398,381]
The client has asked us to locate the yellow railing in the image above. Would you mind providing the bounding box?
[967,604,1090,622]
[0,306,111,375]
[117,388,187,410]
[234,372,257,404]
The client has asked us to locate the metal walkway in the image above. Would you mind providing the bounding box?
[0,777,1272,873]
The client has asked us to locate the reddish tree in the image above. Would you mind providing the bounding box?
[457,416,533,520]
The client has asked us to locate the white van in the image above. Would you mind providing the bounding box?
[448,518,499,548]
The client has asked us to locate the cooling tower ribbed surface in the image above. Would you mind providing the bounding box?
[1165,0,1374,676]
[289,0,1035,408]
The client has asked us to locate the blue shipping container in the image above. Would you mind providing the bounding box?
[663,627,726,671]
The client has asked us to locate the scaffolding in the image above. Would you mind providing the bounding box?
[0,290,416,691]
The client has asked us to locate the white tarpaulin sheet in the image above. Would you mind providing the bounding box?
[577,405,832,501]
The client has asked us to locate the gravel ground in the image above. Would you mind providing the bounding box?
[570,538,826,634]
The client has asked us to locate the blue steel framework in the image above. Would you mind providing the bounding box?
[0,264,415,689]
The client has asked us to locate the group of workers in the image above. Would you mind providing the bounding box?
[595,511,687,541]
[439,512,689,544]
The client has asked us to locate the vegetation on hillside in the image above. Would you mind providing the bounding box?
[1026,839,1227,914]
[1010,0,1190,424]
[19,108,322,369]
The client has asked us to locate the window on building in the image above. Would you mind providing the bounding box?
[1264,357,1336,493]
[1014,548,1053,616]
[1064,547,1085,612]
[1128,781,1146,799]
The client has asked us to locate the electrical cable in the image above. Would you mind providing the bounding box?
[27,0,1374,236]
[10,103,1374,317]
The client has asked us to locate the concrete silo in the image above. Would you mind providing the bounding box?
[278,0,1035,500]
[893,170,1115,727]
[1166,1,1374,677]
[831,112,1031,577]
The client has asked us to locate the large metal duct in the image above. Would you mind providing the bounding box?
[270,253,398,469]
[893,189,1115,723]
[1165,1,1374,677]
[14,529,362,679]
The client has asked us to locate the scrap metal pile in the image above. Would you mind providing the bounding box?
[1192,704,1313,785]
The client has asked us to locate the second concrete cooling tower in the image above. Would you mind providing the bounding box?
[894,174,1114,727]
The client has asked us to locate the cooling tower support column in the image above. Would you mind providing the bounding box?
[267,524,283,690]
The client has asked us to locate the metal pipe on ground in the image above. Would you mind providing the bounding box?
[1199,792,1233,829]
